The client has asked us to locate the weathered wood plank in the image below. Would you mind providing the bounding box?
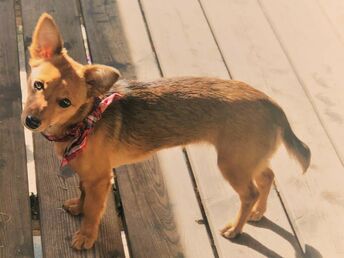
[116,155,182,257]
[21,1,124,257]
[80,0,215,257]
[139,0,304,257]
[0,1,34,257]
[198,0,344,257]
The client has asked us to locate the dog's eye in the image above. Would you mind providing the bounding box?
[33,81,44,91]
[58,98,71,108]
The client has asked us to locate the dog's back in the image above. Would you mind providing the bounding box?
[107,77,285,151]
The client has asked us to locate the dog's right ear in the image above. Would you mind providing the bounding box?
[84,64,121,97]
[29,13,63,60]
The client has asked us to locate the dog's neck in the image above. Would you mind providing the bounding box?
[43,99,95,138]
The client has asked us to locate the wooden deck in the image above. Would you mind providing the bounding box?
[1,0,344,257]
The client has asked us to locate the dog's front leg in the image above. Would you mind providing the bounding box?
[71,176,112,250]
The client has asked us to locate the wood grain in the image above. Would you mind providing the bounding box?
[80,0,215,257]
[21,1,124,257]
[0,0,34,257]
[139,0,304,257]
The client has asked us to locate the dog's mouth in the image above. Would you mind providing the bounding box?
[41,123,64,135]
[23,122,44,132]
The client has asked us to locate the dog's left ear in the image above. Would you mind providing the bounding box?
[84,64,121,97]
[29,13,63,60]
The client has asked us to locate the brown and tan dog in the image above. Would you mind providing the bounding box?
[22,13,311,250]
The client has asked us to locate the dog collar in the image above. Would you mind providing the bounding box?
[41,92,121,177]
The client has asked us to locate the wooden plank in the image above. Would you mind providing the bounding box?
[199,0,344,256]
[0,1,34,257]
[315,0,344,44]
[258,0,344,161]
[21,1,124,257]
[117,152,213,258]
[139,0,304,257]
[80,0,215,257]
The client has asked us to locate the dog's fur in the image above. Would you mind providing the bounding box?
[22,13,311,250]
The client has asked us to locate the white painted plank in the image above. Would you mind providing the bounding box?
[199,0,344,256]
[17,23,37,194]
[140,0,303,257]
[115,0,215,256]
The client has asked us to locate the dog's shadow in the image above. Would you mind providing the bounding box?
[226,217,322,258]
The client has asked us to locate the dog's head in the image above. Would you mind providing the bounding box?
[21,13,120,133]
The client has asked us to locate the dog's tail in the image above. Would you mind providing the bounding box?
[267,100,311,173]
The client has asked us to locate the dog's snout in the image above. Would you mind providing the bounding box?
[25,115,41,129]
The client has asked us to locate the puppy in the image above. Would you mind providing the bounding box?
[22,13,311,250]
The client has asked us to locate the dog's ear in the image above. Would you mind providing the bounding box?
[29,13,63,60]
[84,64,121,97]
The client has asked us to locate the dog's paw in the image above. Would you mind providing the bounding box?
[248,209,265,222]
[62,198,82,216]
[71,230,96,250]
[220,223,242,239]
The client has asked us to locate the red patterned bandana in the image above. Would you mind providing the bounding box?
[41,92,121,177]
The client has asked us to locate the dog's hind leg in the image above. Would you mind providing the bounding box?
[215,126,276,238]
[217,152,260,238]
[249,167,275,221]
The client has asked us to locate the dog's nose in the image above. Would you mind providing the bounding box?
[25,115,41,129]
